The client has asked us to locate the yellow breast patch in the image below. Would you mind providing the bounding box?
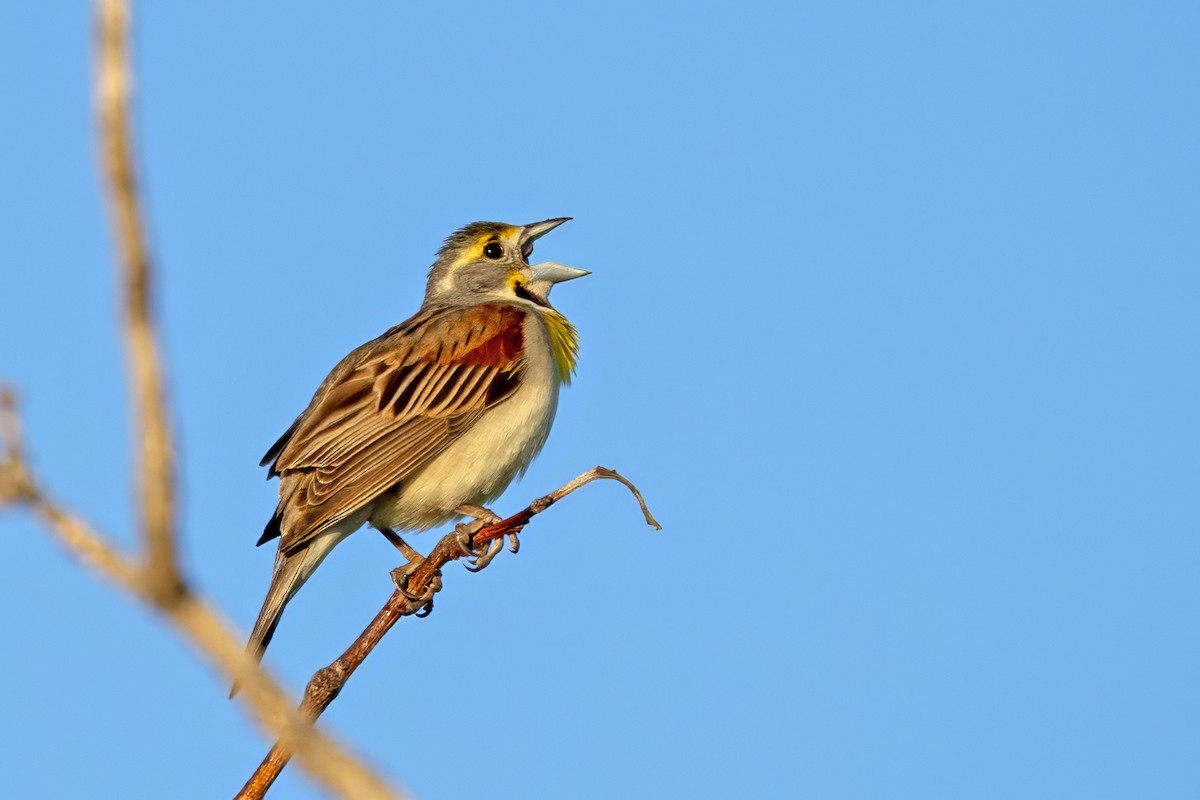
[543,310,579,383]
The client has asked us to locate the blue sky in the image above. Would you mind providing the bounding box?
[2,2,1198,798]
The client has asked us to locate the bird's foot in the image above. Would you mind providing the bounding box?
[453,504,518,572]
[454,519,502,572]
[390,557,442,617]
[448,503,499,573]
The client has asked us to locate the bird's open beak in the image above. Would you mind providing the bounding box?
[522,218,589,286]
[521,217,572,243]
[529,261,590,284]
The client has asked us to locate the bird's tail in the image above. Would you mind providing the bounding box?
[230,538,334,698]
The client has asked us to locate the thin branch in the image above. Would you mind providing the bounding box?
[96,0,179,599]
[236,467,661,799]
[0,389,407,800]
[0,389,33,507]
[0,3,416,798]
[89,1,405,795]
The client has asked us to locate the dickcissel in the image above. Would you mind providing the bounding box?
[244,217,587,667]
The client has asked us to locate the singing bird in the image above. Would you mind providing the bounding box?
[244,217,587,668]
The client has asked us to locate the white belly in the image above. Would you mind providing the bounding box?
[369,316,560,531]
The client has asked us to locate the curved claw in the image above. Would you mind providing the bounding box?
[390,560,442,615]
[463,536,503,572]
[456,535,475,558]
[390,566,420,601]
[453,520,484,558]
[506,530,521,554]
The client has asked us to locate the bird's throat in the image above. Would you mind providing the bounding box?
[543,310,579,383]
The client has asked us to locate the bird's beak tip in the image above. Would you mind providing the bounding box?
[522,217,572,242]
[529,262,589,285]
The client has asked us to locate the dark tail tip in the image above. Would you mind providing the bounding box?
[257,509,283,547]
[230,608,282,699]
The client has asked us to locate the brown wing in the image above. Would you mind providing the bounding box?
[260,303,527,554]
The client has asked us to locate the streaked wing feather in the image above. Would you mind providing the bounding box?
[268,303,526,552]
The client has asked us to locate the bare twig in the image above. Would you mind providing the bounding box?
[96,0,179,600]
[236,467,661,799]
[4,2,413,798]
[0,388,406,800]
[0,389,32,506]
[89,1,404,796]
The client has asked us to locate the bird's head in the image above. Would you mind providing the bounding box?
[425,217,588,307]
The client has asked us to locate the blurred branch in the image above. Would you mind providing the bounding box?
[0,388,405,800]
[0,390,33,507]
[97,0,179,599]
[1,390,140,587]
[0,2,407,799]
[236,467,661,800]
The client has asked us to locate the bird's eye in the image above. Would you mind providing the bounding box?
[483,242,504,260]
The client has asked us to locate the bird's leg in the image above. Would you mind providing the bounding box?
[377,527,423,563]
[453,503,513,572]
[456,503,502,525]
[378,527,442,614]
